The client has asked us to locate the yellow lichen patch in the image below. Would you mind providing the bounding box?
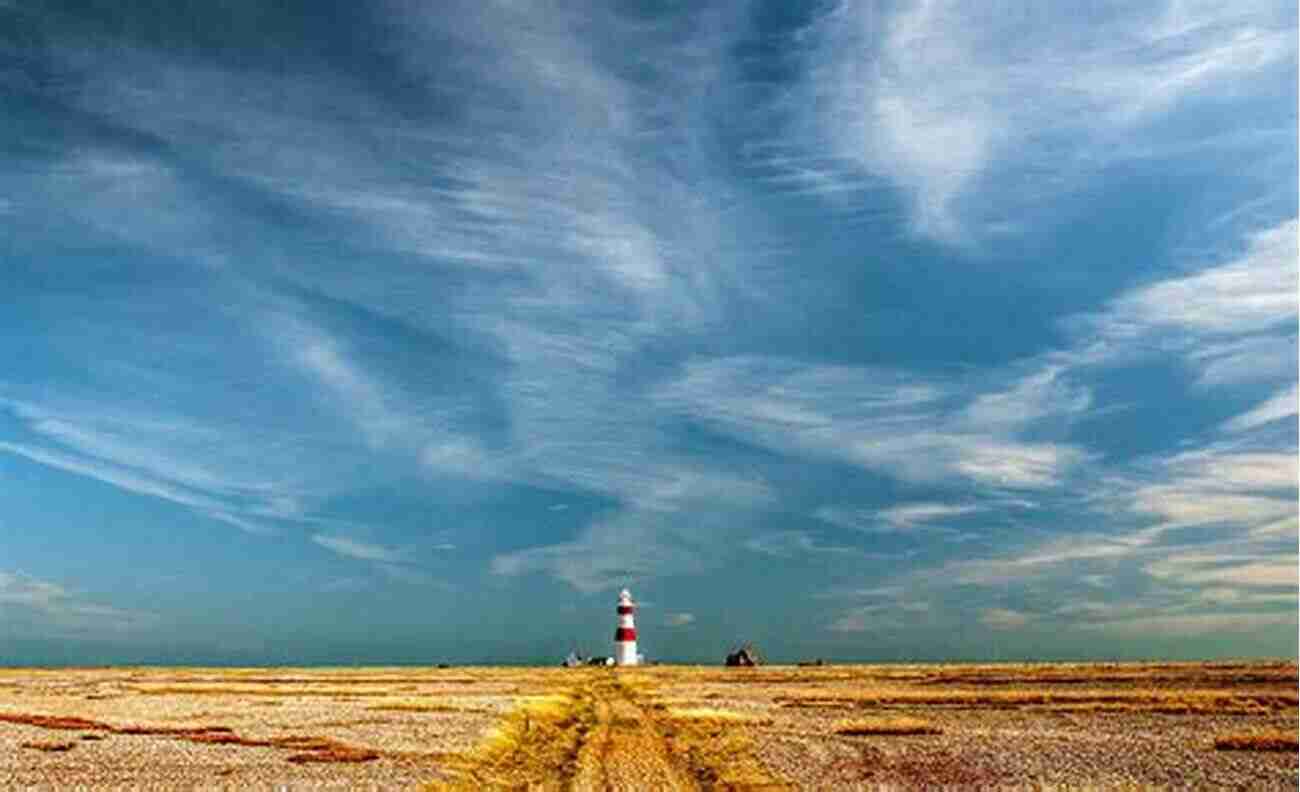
[665,706,772,725]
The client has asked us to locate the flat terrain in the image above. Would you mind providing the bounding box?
[0,662,1295,790]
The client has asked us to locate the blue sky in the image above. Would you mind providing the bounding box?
[2,0,1296,664]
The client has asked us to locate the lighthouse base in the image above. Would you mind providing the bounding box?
[614,641,639,666]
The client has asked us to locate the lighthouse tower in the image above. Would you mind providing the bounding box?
[613,588,639,666]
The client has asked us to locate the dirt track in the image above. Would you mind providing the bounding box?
[572,679,697,792]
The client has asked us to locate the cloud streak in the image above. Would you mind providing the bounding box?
[779,0,1296,242]
[657,356,1091,490]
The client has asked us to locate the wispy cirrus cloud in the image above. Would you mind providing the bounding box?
[4,0,1294,656]
[0,438,271,535]
[1076,611,1297,637]
[8,3,783,599]
[1221,384,1299,433]
[776,0,1295,242]
[743,530,909,559]
[491,470,771,593]
[1144,553,1298,588]
[656,356,1091,490]
[491,512,703,595]
[311,534,405,565]
[1101,219,1298,338]
[816,503,982,534]
[0,571,154,635]
[979,608,1031,630]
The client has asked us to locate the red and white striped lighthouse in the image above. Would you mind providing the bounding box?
[613,588,638,666]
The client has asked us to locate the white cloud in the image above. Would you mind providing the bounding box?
[960,365,1092,428]
[657,356,1089,489]
[1112,220,1298,335]
[827,605,890,633]
[1065,218,1298,390]
[743,530,903,559]
[781,0,1295,242]
[1077,611,1297,636]
[0,571,151,634]
[1144,553,1299,587]
[18,2,1293,617]
[818,502,980,533]
[941,536,1140,587]
[1125,448,1298,542]
[0,440,271,535]
[1134,489,1295,529]
[295,333,407,450]
[979,608,1030,630]
[1249,515,1299,540]
[311,534,405,564]
[953,442,1088,489]
[0,396,351,536]
[1222,384,1299,433]
[1192,334,1297,387]
[1165,450,1298,491]
[826,598,932,633]
[491,511,707,594]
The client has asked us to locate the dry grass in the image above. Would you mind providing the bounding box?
[21,740,77,752]
[127,685,398,697]
[656,703,792,790]
[1214,731,1299,752]
[427,688,594,790]
[665,706,772,725]
[776,689,1297,713]
[834,716,943,736]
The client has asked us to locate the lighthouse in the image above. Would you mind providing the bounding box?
[613,588,639,666]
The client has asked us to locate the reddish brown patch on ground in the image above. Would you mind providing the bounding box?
[285,745,382,764]
[0,713,108,731]
[114,725,234,736]
[1215,732,1299,752]
[1,711,380,763]
[21,740,77,752]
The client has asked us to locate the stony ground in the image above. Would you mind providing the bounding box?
[0,662,1295,790]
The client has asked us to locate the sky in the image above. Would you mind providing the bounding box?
[1,0,1296,665]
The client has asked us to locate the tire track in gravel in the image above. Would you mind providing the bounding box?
[569,676,696,790]
[430,673,700,791]
[572,677,698,792]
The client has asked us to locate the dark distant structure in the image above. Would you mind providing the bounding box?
[725,642,763,667]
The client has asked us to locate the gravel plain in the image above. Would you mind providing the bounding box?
[634,662,1299,790]
[0,662,1295,790]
